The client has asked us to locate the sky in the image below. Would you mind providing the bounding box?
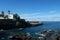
[0,0,60,21]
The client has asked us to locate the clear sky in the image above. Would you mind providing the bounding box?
[0,0,60,21]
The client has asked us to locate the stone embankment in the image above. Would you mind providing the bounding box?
[29,21,43,26]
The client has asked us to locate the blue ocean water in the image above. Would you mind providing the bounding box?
[0,21,60,40]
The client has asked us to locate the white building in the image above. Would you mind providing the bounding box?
[0,14,4,19]
[8,13,14,19]
[0,13,14,19]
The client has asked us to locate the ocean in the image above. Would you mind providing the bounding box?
[0,21,60,40]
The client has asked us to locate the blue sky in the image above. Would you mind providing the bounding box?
[0,0,60,21]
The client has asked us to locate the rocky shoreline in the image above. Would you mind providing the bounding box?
[6,30,60,40]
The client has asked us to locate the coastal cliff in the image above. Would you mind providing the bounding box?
[0,11,43,29]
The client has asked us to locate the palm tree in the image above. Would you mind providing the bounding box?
[1,11,4,17]
[8,10,10,14]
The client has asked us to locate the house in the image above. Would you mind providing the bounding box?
[0,11,14,19]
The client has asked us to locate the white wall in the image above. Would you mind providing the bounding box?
[0,17,4,19]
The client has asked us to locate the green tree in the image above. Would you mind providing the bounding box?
[14,13,20,20]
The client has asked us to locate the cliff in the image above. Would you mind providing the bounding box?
[0,11,43,30]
